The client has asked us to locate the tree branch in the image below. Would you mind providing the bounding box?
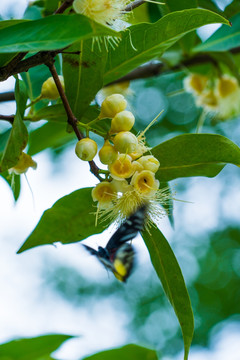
[46,59,103,181]
[125,0,146,12]
[54,0,74,14]
[0,114,14,124]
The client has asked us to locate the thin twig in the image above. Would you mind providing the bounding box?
[0,114,14,124]
[55,0,74,14]
[125,0,146,12]
[46,60,103,181]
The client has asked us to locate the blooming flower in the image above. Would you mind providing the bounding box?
[108,154,135,180]
[8,152,37,175]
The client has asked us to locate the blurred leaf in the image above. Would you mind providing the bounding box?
[83,344,158,360]
[0,78,28,172]
[0,15,118,53]
[63,39,108,119]
[28,122,75,155]
[143,227,194,360]
[193,13,240,52]
[0,171,21,201]
[224,0,240,18]
[103,9,229,84]
[152,134,240,182]
[17,187,106,253]
[0,334,73,360]
[197,0,223,15]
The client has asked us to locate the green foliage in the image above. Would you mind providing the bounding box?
[143,228,194,360]
[0,334,73,360]
[17,187,106,253]
[83,344,158,360]
[1,2,240,360]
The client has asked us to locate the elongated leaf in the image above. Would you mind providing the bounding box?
[151,134,240,182]
[103,9,229,84]
[193,13,240,52]
[83,344,158,360]
[0,78,28,172]
[0,171,21,201]
[0,334,73,360]
[0,14,118,53]
[17,187,106,253]
[143,228,194,360]
[63,39,108,119]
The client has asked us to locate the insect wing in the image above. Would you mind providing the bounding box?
[83,244,113,271]
[106,204,147,252]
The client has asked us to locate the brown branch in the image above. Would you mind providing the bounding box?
[46,59,103,181]
[125,0,146,12]
[0,114,14,124]
[0,91,15,102]
[55,0,74,14]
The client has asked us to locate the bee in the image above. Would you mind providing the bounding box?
[83,205,147,282]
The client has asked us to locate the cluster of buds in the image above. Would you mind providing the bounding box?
[184,73,240,120]
[82,94,165,222]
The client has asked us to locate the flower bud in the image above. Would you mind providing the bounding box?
[110,110,135,133]
[91,181,116,208]
[108,154,134,180]
[136,155,160,173]
[113,131,138,154]
[99,94,127,119]
[99,140,118,165]
[131,170,159,195]
[41,76,64,100]
[75,138,98,161]
[8,152,37,175]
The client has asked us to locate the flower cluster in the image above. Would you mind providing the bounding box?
[73,0,130,26]
[184,73,240,120]
[81,94,170,225]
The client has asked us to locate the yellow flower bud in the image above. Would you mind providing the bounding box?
[216,75,238,98]
[108,154,134,180]
[111,179,131,193]
[91,181,116,208]
[99,140,118,165]
[130,170,159,195]
[136,155,160,173]
[110,110,135,133]
[41,76,64,100]
[113,131,138,154]
[132,160,144,173]
[8,152,37,175]
[75,138,98,161]
[99,94,127,119]
[184,73,208,95]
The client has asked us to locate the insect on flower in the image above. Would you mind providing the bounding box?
[83,204,147,282]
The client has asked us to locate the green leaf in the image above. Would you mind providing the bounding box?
[28,122,75,156]
[193,13,240,52]
[151,134,240,182]
[0,334,73,360]
[17,187,106,253]
[63,39,108,119]
[83,344,158,360]
[0,171,21,201]
[0,14,119,53]
[103,9,229,84]
[0,78,28,172]
[142,228,194,360]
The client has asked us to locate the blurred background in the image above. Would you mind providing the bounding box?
[1,0,240,359]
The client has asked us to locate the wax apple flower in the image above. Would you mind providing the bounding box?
[41,76,64,100]
[136,155,160,173]
[99,140,118,165]
[75,138,98,161]
[184,73,208,95]
[99,94,127,119]
[8,152,37,175]
[73,0,130,26]
[131,170,159,196]
[92,181,117,208]
[110,110,135,133]
[113,131,138,154]
[108,154,135,180]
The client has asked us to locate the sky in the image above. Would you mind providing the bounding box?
[0,1,240,360]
